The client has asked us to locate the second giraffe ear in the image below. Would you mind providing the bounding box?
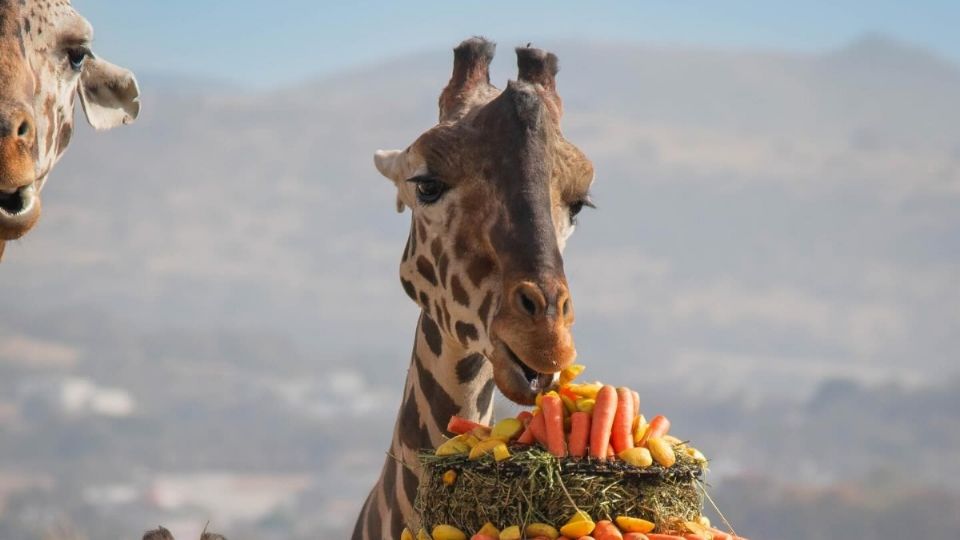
[374,149,405,182]
[374,148,421,213]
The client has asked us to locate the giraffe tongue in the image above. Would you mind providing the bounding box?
[517,357,553,392]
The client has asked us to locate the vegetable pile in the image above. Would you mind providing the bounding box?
[411,365,744,540]
[435,364,707,472]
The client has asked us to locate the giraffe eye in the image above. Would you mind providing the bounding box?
[67,47,90,71]
[408,176,448,205]
[568,195,595,222]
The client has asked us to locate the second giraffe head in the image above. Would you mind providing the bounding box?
[374,37,595,405]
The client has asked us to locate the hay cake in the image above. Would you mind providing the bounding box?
[404,366,737,540]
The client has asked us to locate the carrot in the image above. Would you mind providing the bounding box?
[528,410,548,446]
[682,535,706,540]
[516,411,533,424]
[447,416,489,435]
[589,385,618,459]
[611,387,635,453]
[708,530,733,540]
[568,411,591,457]
[541,394,568,457]
[645,535,685,540]
[637,415,670,447]
[632,390,640,417]
[516,425,535,445]
[623,534,649,540]
[470,536,497,540]
[592,520,623,540]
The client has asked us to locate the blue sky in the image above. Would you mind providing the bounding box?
[80,0,959,88]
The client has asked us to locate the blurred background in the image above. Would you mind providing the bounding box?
[2,1,959,539]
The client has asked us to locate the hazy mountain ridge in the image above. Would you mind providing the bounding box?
[1,36,958,539]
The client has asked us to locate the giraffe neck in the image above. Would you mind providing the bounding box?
[352,311,496,540]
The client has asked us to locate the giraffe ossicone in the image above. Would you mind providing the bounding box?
[354,36,595,540]
[0,0,140,260]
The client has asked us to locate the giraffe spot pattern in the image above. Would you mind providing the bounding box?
[455,321,479,346]
[437,252,450,287]
[478,290,494,328]
[420,315,444,357]
[381,455,397,499]
[365,487,382,539]
[418,291,430,312]
[467,255,495,287]
[430,237,442,260]
[401,465,419,513]
[414,352,459,431]
[440,298,453,333]
[398,388,430,450]
[450,275,469,307]
[433,301,444,331]
[476,378,496,416]
[416,219,427,243]
[400,278,417,301]
[351,490,375,540]
[416,255,438,286]
[389,507,404,540]
[456,354,485,384]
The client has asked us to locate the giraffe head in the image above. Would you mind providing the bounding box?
[375,38,594,405]
[0,0,139,253]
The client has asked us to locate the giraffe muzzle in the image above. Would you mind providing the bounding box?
[488,278,577,405]
[0,104,41,239]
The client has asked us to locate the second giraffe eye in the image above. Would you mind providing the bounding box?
[67,47,91,71]
[409,176,448,204]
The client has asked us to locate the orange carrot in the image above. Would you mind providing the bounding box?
[645,535,685,540]
[447,416,489,435]
[708,530,733,540]
[516,425,535,445]
[589,385,618,459]
[568,411,591,457]
[682,535,706,540]
[516,411,533,424]
[592,520,623,540]
[632,390,640,417]
[623,534,649,540]
[637,415,670,447]
[470,536,497,540]
[528,410,548,446]
[541,394,568,457]
[611,387,635,453]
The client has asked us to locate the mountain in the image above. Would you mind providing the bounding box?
[1,36,959,539]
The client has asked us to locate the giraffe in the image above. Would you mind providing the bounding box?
[353,37,595,540]
[0,0,140,260]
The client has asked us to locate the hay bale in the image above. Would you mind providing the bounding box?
[416,446,704,534]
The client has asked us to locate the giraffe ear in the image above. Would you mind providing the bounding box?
[374,149,412,213]
[78,57,141,131]
[374,149,405,182]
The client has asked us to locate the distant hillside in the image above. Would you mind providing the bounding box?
[5,36,958,391]
[2,36,959,540]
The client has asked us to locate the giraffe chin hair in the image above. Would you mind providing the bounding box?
[490,340,558,405]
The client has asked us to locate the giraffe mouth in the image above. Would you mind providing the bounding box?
[492,340,556,404]
[0,184,36,217]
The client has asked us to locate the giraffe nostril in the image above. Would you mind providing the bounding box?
[519,291,538,317]
[16,119,31,139]
[562,297,571,317]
